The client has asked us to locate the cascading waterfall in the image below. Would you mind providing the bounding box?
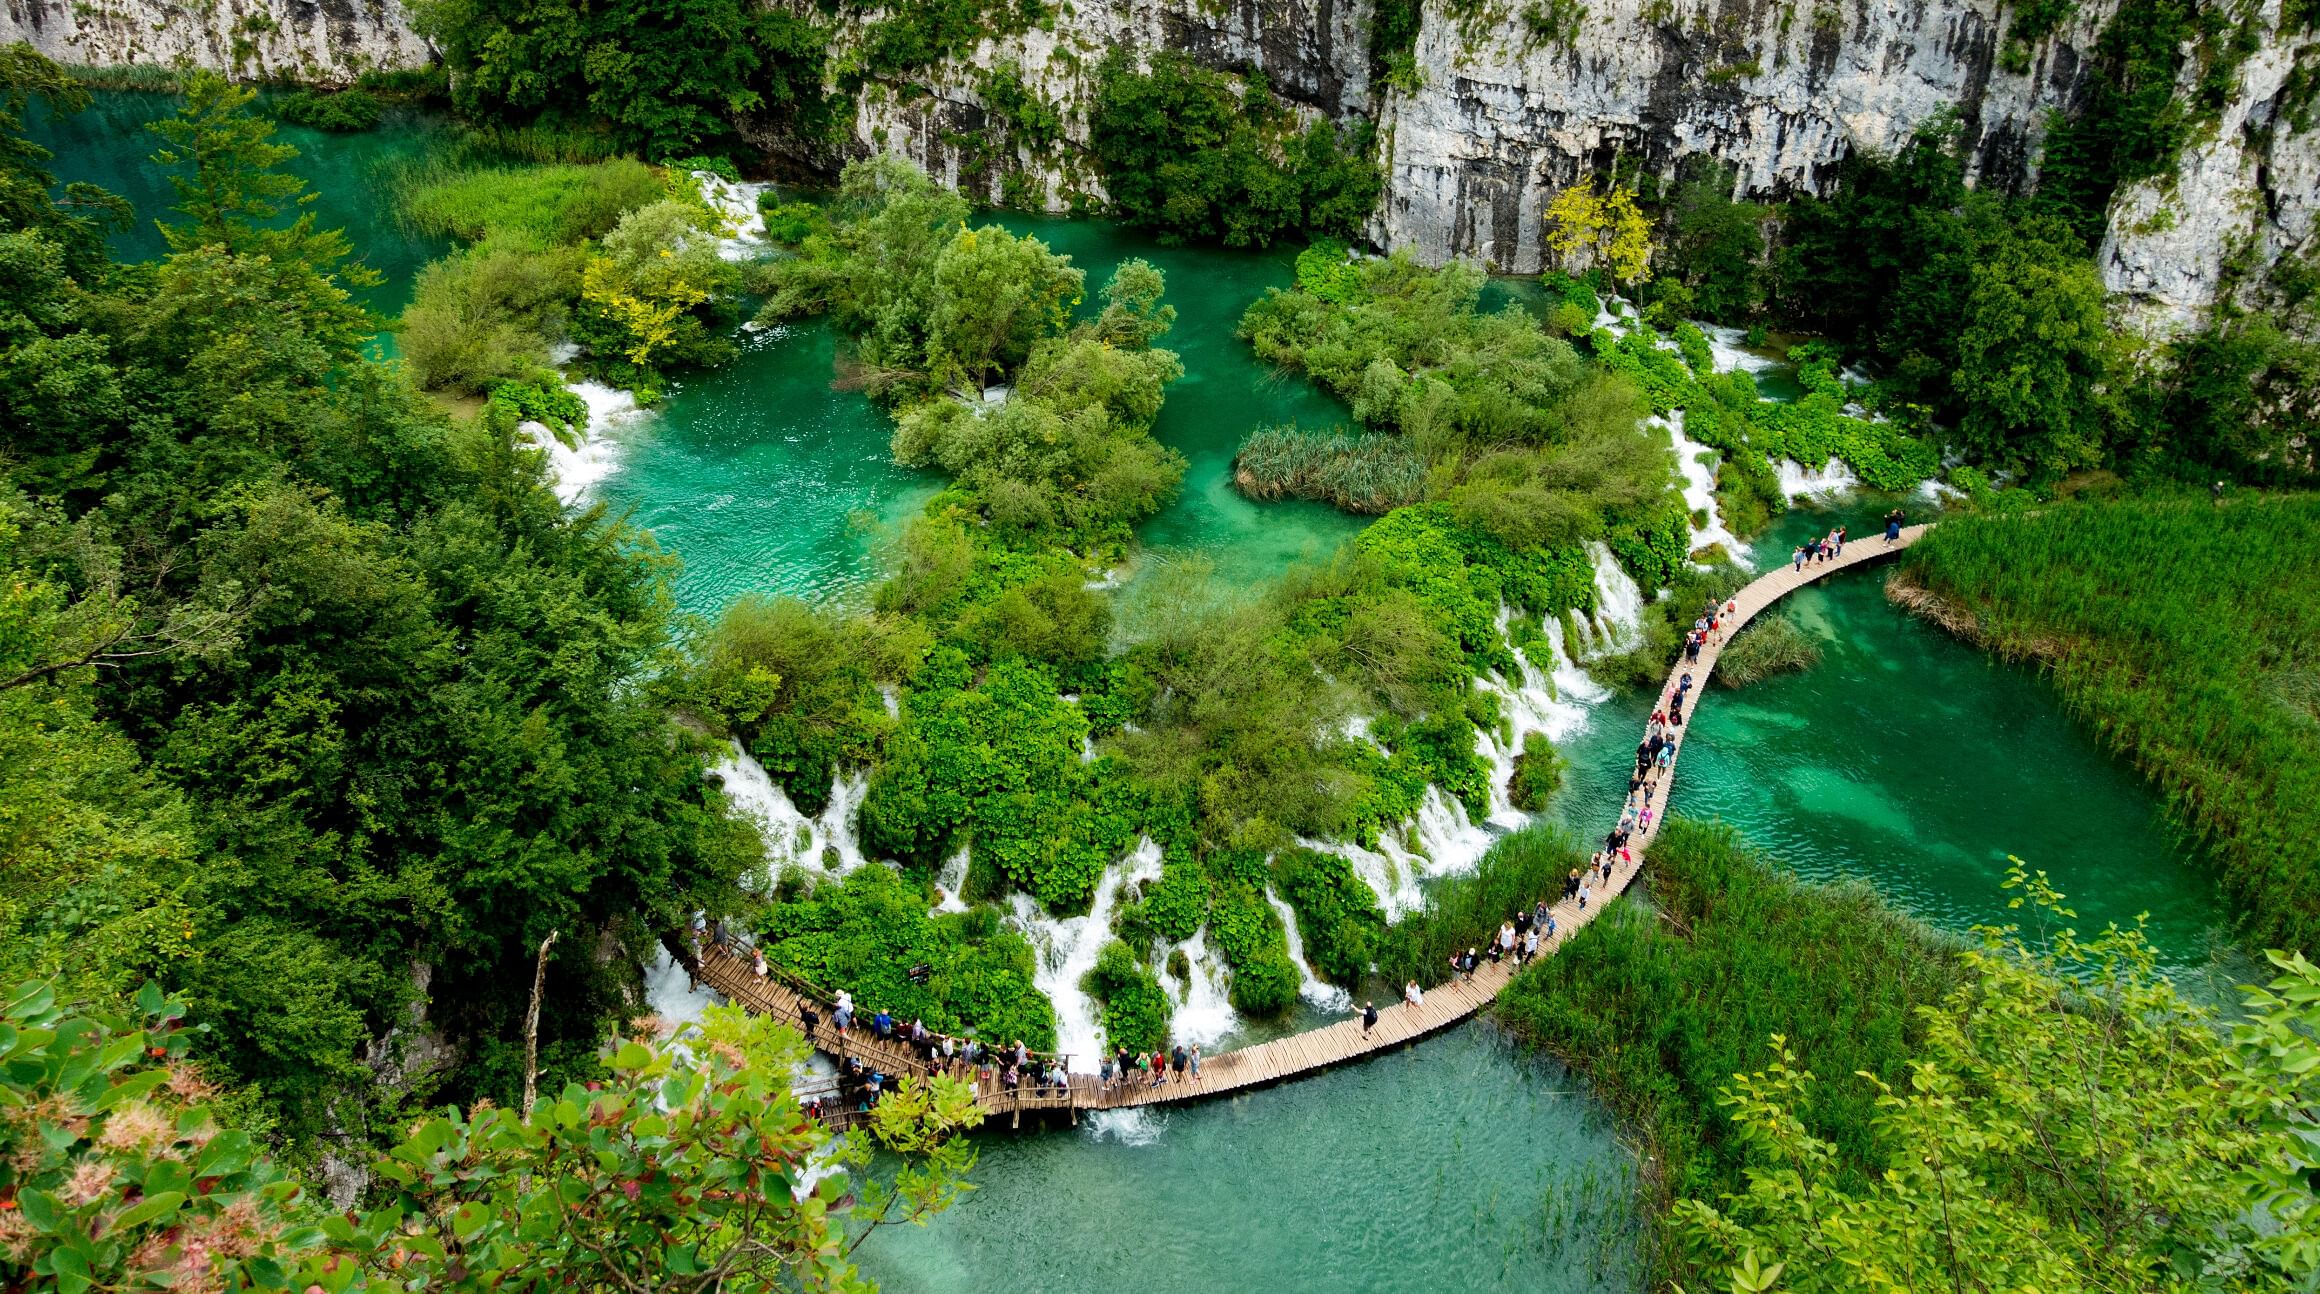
[1265,889,1354,1012]
[1575,541,1646,658]
[523,374,644,507]
[1009,838,1166,1070]
[1700,323,1789,378]
[1474,610,1600,828]
[644,945,719,1037]
[1778,455,1863,501]
[711,741,868,885]
[1297,835,1425,922]
[1662,411,1750,562]
[932,845,971,914]
[1164,927,1240,1046]
[692,171,775,261]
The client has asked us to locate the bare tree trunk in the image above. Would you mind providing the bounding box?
[523,929,560,1119]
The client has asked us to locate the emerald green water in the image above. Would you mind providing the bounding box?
[33,102,2247,1289]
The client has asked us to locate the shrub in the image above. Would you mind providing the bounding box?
[398,236,583,393]
[1271,846,1387,985]
[273,88,384,132]
[488,378,589,440]
[1509,730,1564,810]
[1084,939,1172,1052]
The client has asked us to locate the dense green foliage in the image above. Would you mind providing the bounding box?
[1271,847,1386,986]
[1905,495,2320,952]
[754,864,1057,1049]
[408,0,833,155]
[0,982,984,1293]
[1085,938,1171,1052]
[1496,820,1963,1279]
[1088,52,1381,248]
[1677,866,2318,1290]
[0,62,753,1155]
[273,88,385,132]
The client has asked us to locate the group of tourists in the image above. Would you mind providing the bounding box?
[1683,597,1740,667]
[1792,525,1848,570]
[1099,1043,1202,1091]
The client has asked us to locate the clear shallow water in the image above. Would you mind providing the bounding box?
[37,103,2246,1282]
[855,1022,1638,1293]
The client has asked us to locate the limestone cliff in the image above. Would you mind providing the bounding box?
[21,0,2317,330]
[0,0,432,81]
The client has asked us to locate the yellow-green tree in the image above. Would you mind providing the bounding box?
[1542,179,1656,288]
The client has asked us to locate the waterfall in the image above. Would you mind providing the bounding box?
[1663,411,1750,562]
[1296,836,1424,922]
[1699,323,1788,377]
[1574,542,1646,658]
[693,171,775,261]
[712,741,869,886]
[932,845,971,914]
[644,945,719,1038]
[521,376,643,507]
[1408,786,1496,878]
[1777,456,1863,501]
[1536,618,1611,707]
[1266,889,1353,1013]
[1165,927,1240,1047]
[1007,837,1165,1070]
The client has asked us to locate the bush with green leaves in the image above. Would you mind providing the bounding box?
[1088,51,1381,247]
[1084,939,1172,1053]
[1508,730,1564,811]
[273,88,384,132]
[1271,847,1386,986]
[754,864,1056,1048]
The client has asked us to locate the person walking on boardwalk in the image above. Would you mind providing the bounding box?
[1099,1052,1116,1093]
[833,989,853,1035]
[1172,1043,1188,1079]
[1405,979,1424,1007]
[1834,525,1847,557]
[1793,544,1806,572]
[1522,925,1540,964]
[1362,1001,1380,1034]
[1151,1049,1169,1086]
[1885,508,1904,543]
[1189,1044,1202,1079]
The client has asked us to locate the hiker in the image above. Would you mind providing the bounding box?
[1172,1044,1188,1079]
[833,990,854,1035]
[1361,1001,1380,1034]
[800,1001,820,1039]
[872,1008,893,1040]
[1189,1044,1202,1079]
[1405,980,1424,1007]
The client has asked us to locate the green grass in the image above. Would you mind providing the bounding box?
[1231,424,1427,514]
[1714,610,1820,688]
[1494,818,1963,1283]
[1374,824,1586,989]
[1904,494,2320,951]
[395,158,663,245]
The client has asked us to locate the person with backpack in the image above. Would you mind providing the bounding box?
[1361,1001,1380,1034]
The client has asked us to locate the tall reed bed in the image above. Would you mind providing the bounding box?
[1375,824,1585,988]
[1494,819,1962,1282]
[1231,424,1427,514]
[1904,494,2320,951]
[1713,610,1819,688]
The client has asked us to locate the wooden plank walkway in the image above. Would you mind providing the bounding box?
[697,523,1930,1122]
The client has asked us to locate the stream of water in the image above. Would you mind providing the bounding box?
[35,98,2243,1289]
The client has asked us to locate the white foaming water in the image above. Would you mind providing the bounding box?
[1662,411,1750,562]
[693,171,775,260]
[1008,837,1165,1071]
[1085,1107,1165,1146]
[644,945,719,1038]
[1538,619,1612,707]
[1266,889,1355,1013]
[1699,323,1788,377]
[1165,927,1239,1047]
[1408,785,1496,877]
[1573,542,1646,658]
[1777,456,1863,501]
[1918,477,1965,505]
[522,376,649,506]
[1297,835,1424,922]
[932,845,970,914]
[1474,630,1598,829]
[711,742,868,885]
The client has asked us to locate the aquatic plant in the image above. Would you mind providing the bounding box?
[1905,494,2320,951]
[1231,423,1427,514]
[1374,824,1587,989]
[1713,610,1820,688]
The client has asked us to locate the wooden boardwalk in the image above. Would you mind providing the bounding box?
[696,524,1929,1123]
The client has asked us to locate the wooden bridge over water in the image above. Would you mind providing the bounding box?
[693,524,1931,1126]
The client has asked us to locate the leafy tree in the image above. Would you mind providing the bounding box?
[926,224,1082,389]
[1951,227,2114,480]
[0,42,131,279]
[1678,863,2313,1289]
[1655,159,1763,321]
[1542,178,1655,288]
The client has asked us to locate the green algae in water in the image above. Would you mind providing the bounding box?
[854,1022,1640,1293]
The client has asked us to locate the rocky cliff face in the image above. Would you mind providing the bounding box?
[2099,0,2320,335]
[0,0,431,81]
[1372,0,2110,271]
[23,0,2315,331]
